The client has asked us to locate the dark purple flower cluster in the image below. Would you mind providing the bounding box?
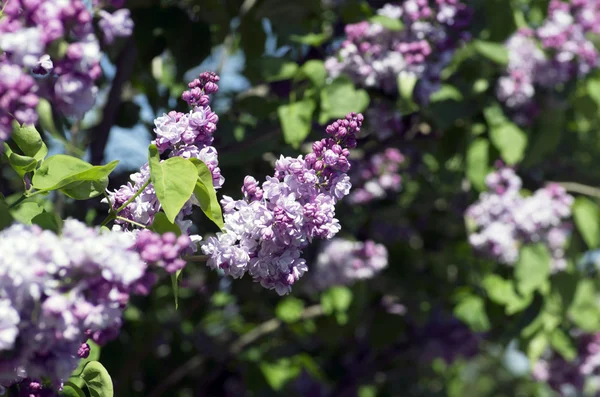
[466,167,573,271]
[325,1,472,99]
[0,0,134,146]
[202,113,363,295]
[105,72,223,233]
[497,0,600,124]
[413,313,481,364]
[533,332,600,395]
[347,147,404,204]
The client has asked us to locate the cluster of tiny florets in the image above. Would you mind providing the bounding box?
[466,167,573,271]
[201,113,363,295]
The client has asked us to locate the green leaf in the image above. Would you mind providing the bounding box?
[587,77,600,109]
[429,84,464,102]
[466,138,490,191]
[453,294,491,332]
[524,105,564,167]
[320,286,353,323]
[482,274,532,315]
[278,99,316,148]
[550,328,576,361]
[573,197,600,249]
[32,155,118,197]
[483,102,508,127]
[60,178,110,200]
[515,244,551,296]
[276,297,305,323]
[79,361,113,397]
[189,158,225,230]
[7,152,37,177]
[368,15,403,30]
[10,202,44,224]
[397,72,419,113]
[150,212,182,235]
[31,212,61,233]
[300,60,327,87]
[259,56,299,82]
[60,383,86,397]
[148,144,198,223]
[0,199,14,230]
[171,270,182,310]
[473,40,509,65]
[70,341,101,388]
[319,77,369,124]
[11,121,48,161]
[37,98,61,137]
[290,32,330,46]
[260,358,301,391]
[488,122,527,165]
[568,280,600,331]
[526,332,549,364]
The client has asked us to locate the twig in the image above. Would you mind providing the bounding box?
[552,181,600,200]
[148,304,325,397]
[229,304,324,355]
[89,37,137,165]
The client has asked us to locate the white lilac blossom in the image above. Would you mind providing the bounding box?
[533,333,600,395]
[98,9,134,44]
[105,72,223,232]
[347,147,404,204]
[497,0,600,125]
[325,1,472,100]
[309,238,388,291]
[466,167,574,271]
[0,220,192,392]
[202,113,364,295]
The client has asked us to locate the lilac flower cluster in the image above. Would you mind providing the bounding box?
[202,113,363,295]
[105,72,223,233]
[347,147,404,204]
[0,220,192,392]
[0,0,134,146]
[533,332,600,395]
[497,0,600,125]
[0,220,145,389]
[325,1,472,99]
[309,238,388,291]
[134,230,193,274]
[466,167,573,271]
[364,101,404,140]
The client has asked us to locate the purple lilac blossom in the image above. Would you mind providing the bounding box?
[415,313,481,364]
[497,0,600,125]
[533,332,600,395]
[364,100,404,140]
[98,9,134,44]
[309,238,389,291]
[0,61,40,146]
[104,72,224,233]
[0,220,145,389]
[466,167,574,271]
[347,147,404,204]
[325,1,472,100]
[0,0,106,119]
[0,220,192,392]
[202,113,364,295]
